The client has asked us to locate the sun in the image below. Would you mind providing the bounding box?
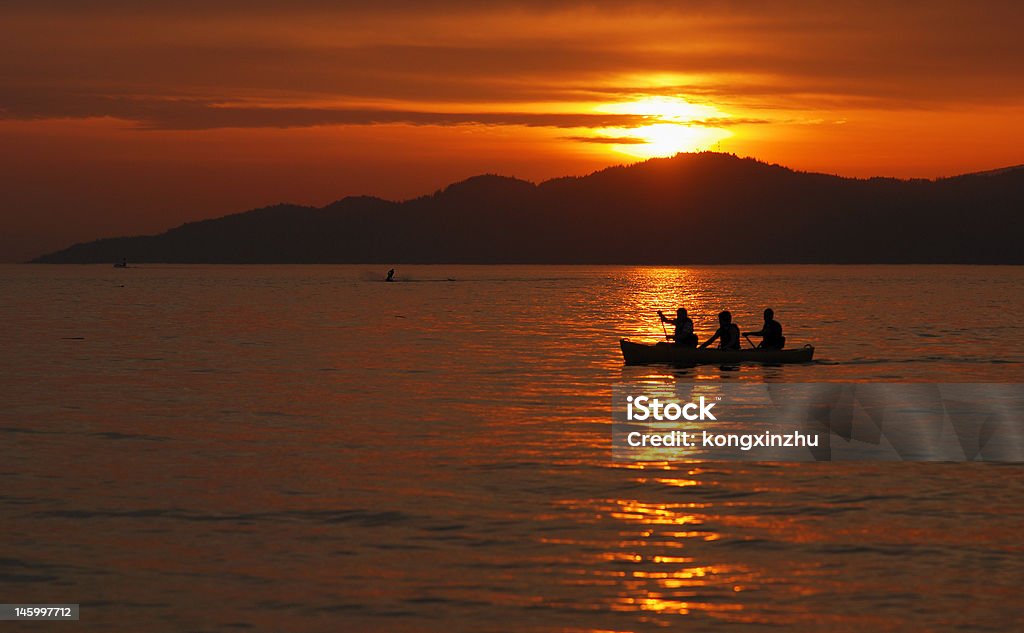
[625,123,731,158]
[591,96,733,158]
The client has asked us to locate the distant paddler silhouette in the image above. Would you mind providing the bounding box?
[386,268,395,282]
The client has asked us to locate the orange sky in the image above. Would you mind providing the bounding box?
[1,1,1022,261]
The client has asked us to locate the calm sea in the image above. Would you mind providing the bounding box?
[1,264,1022,631]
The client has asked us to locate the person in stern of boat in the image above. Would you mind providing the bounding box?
[658,308,698,347]
[699,310,741,350]
[745,308,786,350]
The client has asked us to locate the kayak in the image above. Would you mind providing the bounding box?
[620,338,815,365]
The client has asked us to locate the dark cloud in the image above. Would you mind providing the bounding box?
[562,135,648,144]
[690,117,774,127]
[0,92,672,130]
[149,106,661,131]
[0,86,782,130]
[4,39,1022,108]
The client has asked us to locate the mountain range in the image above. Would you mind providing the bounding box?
[32,152,1024,264]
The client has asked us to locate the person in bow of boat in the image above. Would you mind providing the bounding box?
[745,308,786,350]
[658,308,698,347]
[699,310,741,350]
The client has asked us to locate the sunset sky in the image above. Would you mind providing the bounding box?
[2,1,1022,261]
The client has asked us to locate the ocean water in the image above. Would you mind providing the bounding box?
[1,264,1022,631]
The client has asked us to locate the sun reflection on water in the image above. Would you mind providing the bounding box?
[545,485,775,625]
[615,267,723,343]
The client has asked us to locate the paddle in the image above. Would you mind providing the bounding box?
[656,310,671,341]
[744,334,758,349]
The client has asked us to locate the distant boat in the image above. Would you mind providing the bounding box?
[620,339,814,365]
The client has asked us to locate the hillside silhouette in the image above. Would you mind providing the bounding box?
[32,153,1024,264]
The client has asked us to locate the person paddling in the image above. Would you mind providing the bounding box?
[386,268,395,282]
[699,310,741,350]
[745,308,785,350]
[658,308,698,347]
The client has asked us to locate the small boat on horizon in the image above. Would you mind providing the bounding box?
[620,338,815,365]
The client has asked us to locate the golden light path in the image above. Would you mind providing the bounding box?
[593,96,734,158]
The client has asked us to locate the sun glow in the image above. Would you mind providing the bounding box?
[600,96,722,121]
[592,96,733,158]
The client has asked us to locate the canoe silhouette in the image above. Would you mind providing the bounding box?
[620,338,814,365]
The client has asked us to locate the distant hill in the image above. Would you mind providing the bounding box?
[32,153,1024,264]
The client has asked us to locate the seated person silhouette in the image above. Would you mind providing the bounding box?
[745,308,785,350]
[386,269,395,282]
[658,308,698,347]
[699,310,741,350]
